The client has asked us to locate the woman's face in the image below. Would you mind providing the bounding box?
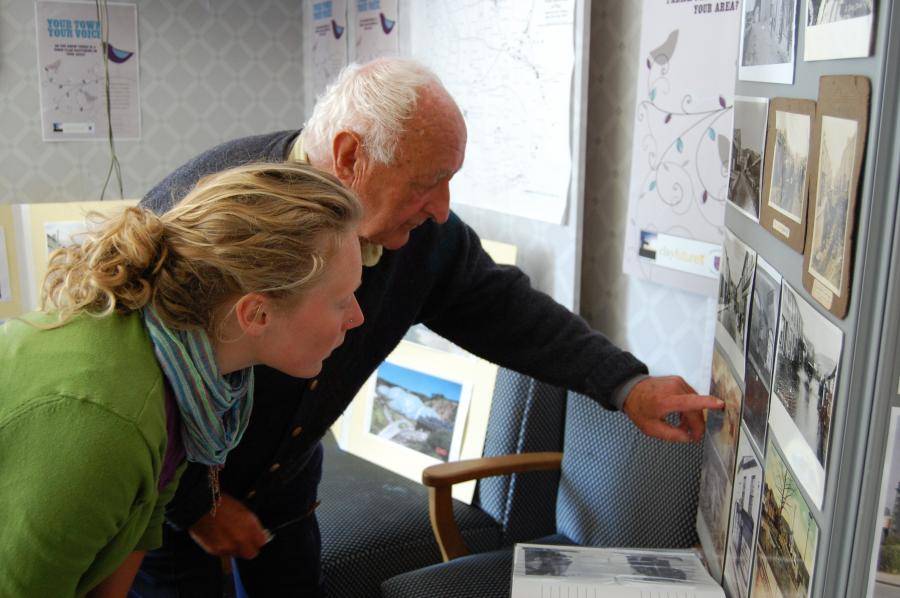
[259,232,364,378]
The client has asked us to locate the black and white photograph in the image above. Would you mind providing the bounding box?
[728,97,770,221]
[739,0,798,84]
[752,439,820,598]
[868,408,900,597]
[769,281,843,508]
[806,0,875,60]
[716,228,757,380]
[522,546,577,577]
[723,432,764,598]
[808,115,858,297]
[768,110,811,224]
[743,363,772,455]
[368,361,465,462]
[697,431,734,581]
[0,226,11,303]
[747,256,783,385]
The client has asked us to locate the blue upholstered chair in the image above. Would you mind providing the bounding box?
[317,369,567,598]
[380,392,704,598]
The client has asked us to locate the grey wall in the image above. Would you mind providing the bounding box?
[0,0,305,204]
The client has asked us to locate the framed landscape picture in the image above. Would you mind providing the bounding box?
[342,340,498,504]
[803,75,870,319]
[760,98,816,253]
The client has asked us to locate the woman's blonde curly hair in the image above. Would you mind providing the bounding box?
[41,162,362,331]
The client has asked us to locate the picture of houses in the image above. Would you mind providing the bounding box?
[724,433,764,598]
[728,98,769,220]
[753,440,819,597]
[368,361,463,462]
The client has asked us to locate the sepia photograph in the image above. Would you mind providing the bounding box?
[717,229,757,380]
[768,110,811,224]
[772,282,843,469]
[698,431,734,578]
[368,361,464,462]
[743,363,772,455]
[869,409,900,598]
[808,115,858,297]
[709,347,744,476]
[752,439,819,598]
[747,256,783,385]
[728,97,769,221]
[724,432,764,598]
[806,0,874,60]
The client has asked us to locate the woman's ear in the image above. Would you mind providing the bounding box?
[233,293,270,336]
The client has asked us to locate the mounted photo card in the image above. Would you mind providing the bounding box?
[802,75,870,319]
[760,98,817,253]
[805,0,875,61]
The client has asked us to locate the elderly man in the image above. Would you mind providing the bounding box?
[132,58,721,597]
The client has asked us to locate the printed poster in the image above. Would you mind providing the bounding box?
[36,1,139,141]
[306,0,349,103]
[623,0,741,296]
[353,0,399,63]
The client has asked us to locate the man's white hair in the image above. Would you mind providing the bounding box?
[302,58,443,165]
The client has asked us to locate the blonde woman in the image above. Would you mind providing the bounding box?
[0,163,363,597]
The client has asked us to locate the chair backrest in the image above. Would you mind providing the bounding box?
[555,392,702,548]
[475,368,567,544]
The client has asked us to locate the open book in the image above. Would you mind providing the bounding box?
[511,544,724,598]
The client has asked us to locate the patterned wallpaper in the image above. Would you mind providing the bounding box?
[580,2,716,392]
[0,0,305,204]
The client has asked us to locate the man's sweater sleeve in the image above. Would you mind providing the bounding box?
[419,214,648,409]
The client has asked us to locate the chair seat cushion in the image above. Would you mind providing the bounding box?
[380,534,574,598]
[318,433,502,598]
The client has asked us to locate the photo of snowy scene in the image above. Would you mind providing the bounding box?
[368,361,463,462]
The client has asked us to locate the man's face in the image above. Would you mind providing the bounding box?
[350,88,467,250]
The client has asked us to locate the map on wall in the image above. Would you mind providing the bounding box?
[623,0,740,297]
[409,0,575,225]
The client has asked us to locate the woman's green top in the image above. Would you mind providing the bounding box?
[0,312,184,597]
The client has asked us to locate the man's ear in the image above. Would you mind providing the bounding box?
[332,131,363,184]
[233,293,270,337]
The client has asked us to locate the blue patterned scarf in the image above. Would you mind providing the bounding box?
[141,306,254,466]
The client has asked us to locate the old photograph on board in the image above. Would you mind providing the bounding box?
[367,360,467,462]
[697,432,734,582]
[747,257,783,387]
[728,97,769,221]
[710,346,744,477]
[808,115,858,298]
[752,438,819,598]
[805,0,874,60]
[716,229,756,380]
[744,363,772,454]
[768,110,811,225]
[723,431,764,598]
[769,281,843,507]
[868,408,900,597]
[739,0,798,84]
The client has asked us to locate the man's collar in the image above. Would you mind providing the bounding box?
[291,136,384,267]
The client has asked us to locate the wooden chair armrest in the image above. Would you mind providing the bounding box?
[422,452,563,562]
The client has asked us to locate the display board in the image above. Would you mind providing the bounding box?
[697,2,900,597]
